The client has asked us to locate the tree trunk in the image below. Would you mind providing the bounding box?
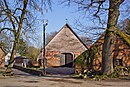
[8,0,28,68]
[102,0,124,75]
[8,37,18,67]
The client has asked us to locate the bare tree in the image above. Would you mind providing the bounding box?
[0,0,51,68]
[26,46,40,61]
[0,31,12,52]
[46,31,58,45]
[73,20,105,43]
[79,35,92,47]
[60,0,130,75]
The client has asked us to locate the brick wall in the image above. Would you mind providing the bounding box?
[0,48,5,68]
[46,51,82,67]
[91,35,130,71]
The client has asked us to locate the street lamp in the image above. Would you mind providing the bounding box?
[43,20,48,75]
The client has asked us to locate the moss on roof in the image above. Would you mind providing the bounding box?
[115,28,130,46]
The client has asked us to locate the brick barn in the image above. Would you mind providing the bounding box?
[75,31,130,73]
[91,32,130,71]
[44,24,88,67]
[0,47,6,68]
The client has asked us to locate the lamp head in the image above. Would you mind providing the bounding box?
[43,19,48,26]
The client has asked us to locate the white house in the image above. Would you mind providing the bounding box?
[5,53,11,67]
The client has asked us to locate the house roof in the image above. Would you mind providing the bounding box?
[116,29,130,46]
[64,23,88,49]
[90,29,130,49]
[45,23,88,52]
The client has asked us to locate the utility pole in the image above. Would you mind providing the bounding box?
[43,20,48,75]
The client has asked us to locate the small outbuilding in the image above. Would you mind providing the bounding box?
[14,56,32,68]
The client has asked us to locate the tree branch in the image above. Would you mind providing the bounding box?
[0,16,8,22]
[16,0,28,38]
[0,28,14,33]
[3,0,16,30]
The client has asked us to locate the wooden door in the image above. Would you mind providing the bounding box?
[60,54,65,65]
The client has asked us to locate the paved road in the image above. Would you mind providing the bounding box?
[43,67,75,75]
[0,69,130,87]
[13,68,72,78]
[13,68,32,77]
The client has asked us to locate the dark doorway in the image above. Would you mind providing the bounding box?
[60,53,73,67]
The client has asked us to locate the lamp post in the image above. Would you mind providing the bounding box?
[43,20,48,75]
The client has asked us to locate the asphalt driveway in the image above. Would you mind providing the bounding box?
[44,67,75,75]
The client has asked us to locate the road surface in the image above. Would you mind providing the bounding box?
[0,69,130,87]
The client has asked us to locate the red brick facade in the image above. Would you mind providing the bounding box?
[91,33,130,71]
[75,32,130,73]
[46,51,82,66]
[0,48,5,68]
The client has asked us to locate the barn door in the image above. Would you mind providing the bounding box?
[60,53,73,67]
[60,54,65,65]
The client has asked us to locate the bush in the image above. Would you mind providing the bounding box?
[2,69,14,76]
[93,74,108,81]
[108,71,120,78]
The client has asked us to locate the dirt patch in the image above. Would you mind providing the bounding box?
[102,76,130,82]
[96,83,113,86]
[23,80,39,83]
[4,85,38,87]
[47,78,82,84]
